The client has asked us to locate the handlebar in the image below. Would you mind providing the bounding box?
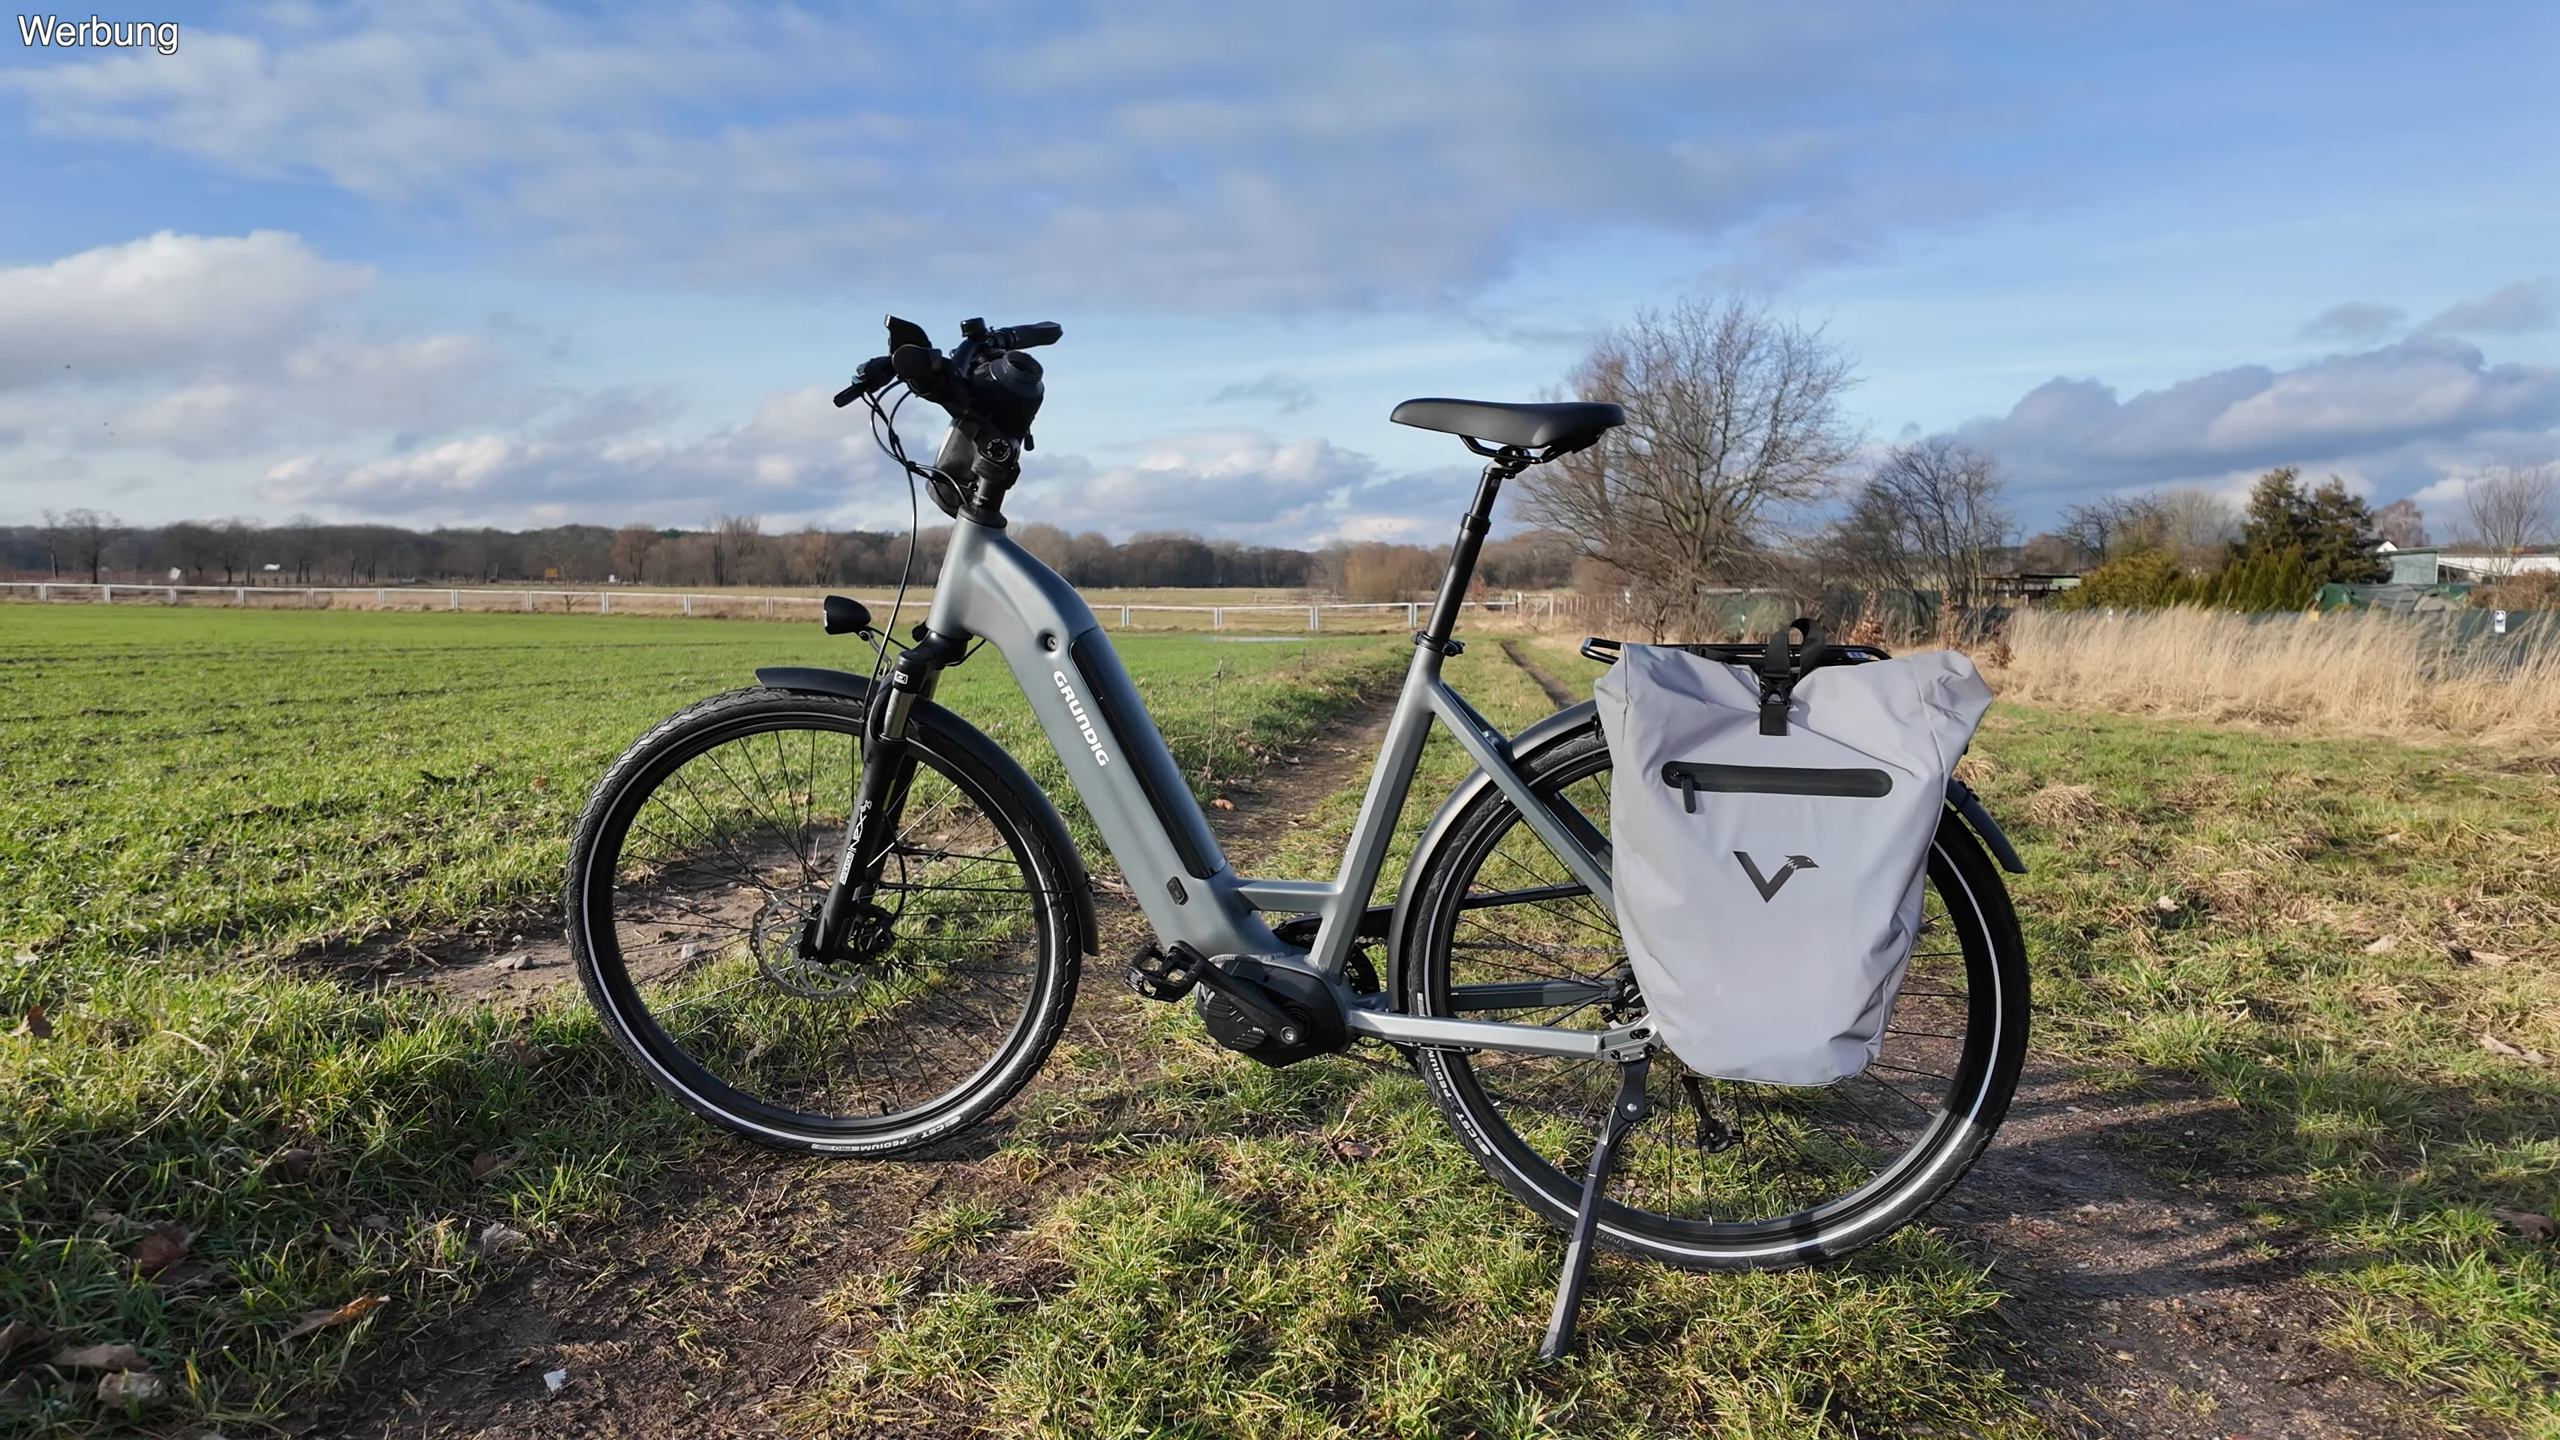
[987,321,1061,350]
[835,312,1060,525]
[832,315,1061,411]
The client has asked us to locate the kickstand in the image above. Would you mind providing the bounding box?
[1539,1052,1652,1361]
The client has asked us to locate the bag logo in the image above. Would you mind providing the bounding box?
[1733,851,1817,901]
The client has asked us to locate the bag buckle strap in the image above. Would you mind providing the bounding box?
[1755,616,1825,736]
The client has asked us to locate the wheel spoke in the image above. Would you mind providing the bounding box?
[578,698,1067,1146]
[1410,733,2016,1254]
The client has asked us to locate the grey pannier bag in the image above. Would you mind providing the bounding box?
[1592,628,1994,1086]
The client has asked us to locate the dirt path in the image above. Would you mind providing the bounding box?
[1501,638,1579,709]
[1945,1069,2442,1439]
[299,703,1397,1440]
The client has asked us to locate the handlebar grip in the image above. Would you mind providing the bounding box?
[991,322,1062,350]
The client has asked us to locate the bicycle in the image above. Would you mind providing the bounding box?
[564,315,2032,1356]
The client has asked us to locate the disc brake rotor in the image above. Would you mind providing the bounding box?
[751,889,895,999]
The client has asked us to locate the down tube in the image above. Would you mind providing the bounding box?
[925,518,1279,957]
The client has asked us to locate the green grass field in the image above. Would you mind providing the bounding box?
[5,611,2557,1436]
[1967,702,2560,1433]
[0,606,1405,1435]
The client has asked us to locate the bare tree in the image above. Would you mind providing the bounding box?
[276,514,325,584]
[787,524,836,586]
[1831,437,2013,613]
[611,524,661,583]
[2059,488,2236,569]
[2154,488,2242,568]
[2371,497,2429,549]
[2056,495,2167,563]
[44,508,126,584]
[2463,464,2559,556]
[36,510,68,577]
[210,519,260,584]
[709,514,762,587]
[1516,296,1859,638]
[160,521,220,580]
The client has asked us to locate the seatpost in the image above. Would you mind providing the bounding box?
[1419,451,1530,651]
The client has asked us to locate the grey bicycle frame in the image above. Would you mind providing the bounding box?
[925,513,1654,1064]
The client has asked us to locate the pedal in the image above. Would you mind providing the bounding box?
[1124,942,1209,1001]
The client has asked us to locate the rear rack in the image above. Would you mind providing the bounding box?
[1578,636,1894,666]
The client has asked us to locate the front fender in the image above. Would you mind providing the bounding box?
[753,666,1100,956]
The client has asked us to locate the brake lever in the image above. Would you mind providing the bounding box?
[832,355,896,408]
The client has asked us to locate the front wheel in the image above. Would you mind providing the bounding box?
[566,686,1081,1155]
[1401,719,2029,1270]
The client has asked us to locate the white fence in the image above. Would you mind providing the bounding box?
[0,581,1577,632]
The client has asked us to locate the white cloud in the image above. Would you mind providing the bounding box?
[1961,336,2560,510]
[0,231,564,466]
[4,2,1983,309]
[246,404,1480,545]
[1017,430,1380,542]
[0,229,1462,541]
[259,384,899,527]
[2421,281,2558,337]
[1207,372,1316,415]
[0,230,369,389]
[2297,301,2404,342]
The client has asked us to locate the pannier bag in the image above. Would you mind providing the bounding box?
[1592,630,1994,1085]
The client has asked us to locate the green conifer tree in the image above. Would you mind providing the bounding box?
[2221,465,2386,590]
[2304,476,2389,583]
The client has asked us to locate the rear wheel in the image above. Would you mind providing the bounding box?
[1401,719,2028,1269]
[567,687,1080,1155]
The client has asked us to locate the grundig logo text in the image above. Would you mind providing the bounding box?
[1052,671,1111,766]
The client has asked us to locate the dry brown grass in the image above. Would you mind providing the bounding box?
[2022,782,2100,829]
[1998,606,2560,745]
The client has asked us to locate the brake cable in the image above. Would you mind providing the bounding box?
[857,384,937,744]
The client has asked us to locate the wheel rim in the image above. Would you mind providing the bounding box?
[582,706,1055,1140]
[1416,743,2003,1254]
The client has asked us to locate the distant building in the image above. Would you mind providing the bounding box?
[1984,573,2082,600]
[2378,544,2560,583]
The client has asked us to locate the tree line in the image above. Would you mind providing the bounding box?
[0,511,1579,598]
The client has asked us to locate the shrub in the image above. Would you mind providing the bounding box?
[2472,570,2560,612]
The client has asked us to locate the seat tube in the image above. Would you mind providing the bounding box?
[1420,459,1519,648]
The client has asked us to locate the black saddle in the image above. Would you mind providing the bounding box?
[1390,398,1624,452]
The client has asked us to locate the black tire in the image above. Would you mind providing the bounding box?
[566,686,1080,1155]
[1402,718,2028,1270]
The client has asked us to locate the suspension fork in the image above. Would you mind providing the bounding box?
[807,630,966,958]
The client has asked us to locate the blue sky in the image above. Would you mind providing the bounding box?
[3,1,2555,545]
